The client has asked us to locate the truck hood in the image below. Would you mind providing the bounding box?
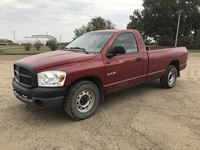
[18,50,96,71]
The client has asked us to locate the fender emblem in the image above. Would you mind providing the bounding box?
[107,72,116,76]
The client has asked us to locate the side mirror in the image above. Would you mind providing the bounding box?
[107,46,126,58]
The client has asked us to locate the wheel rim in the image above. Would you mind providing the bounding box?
[76,90,95,113]
[168,71,176,86]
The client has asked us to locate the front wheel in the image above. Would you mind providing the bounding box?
[160,65,178,89]
[64,80,100,120]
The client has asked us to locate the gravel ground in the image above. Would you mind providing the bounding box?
[0,53,200,150]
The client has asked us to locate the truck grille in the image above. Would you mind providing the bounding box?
[14,63,37,88]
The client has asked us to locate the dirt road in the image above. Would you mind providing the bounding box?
[0,53,200,150]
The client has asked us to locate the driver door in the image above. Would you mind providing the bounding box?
[104,32,146,93]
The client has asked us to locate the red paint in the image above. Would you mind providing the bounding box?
[18,29,188,93]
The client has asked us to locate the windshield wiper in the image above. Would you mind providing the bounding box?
[69,47,89,54]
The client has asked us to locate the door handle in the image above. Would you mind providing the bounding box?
[135,57,144,62]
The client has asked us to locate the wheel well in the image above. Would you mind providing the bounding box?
[169,60,180,77]
[70,76,105,102]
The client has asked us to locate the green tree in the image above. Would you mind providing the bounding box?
[24,43,32,51]
[0,39,14,45]
[74,16,115,38]
[191,32,200,49]
[127,0,200,48]
[47,40,58,51]
[74,25,89,38]
[59,42,69,49]
[34,41,41,51]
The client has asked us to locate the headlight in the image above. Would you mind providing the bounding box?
[37,71,66,87]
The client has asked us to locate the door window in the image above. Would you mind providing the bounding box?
[112,33,138,54]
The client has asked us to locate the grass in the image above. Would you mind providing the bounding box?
[188,49,200,53]
[0,45,51,55]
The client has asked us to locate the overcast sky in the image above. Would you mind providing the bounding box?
[0,0,143,42]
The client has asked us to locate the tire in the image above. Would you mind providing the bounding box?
[64,80,100,120]
[160,65,178,89]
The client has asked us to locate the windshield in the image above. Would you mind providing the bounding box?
[66,32,113,53]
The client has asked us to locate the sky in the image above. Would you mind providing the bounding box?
[0,0,143,42]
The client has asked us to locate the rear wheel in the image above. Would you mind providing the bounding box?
[64,80,100,120]
[160,65,178,89]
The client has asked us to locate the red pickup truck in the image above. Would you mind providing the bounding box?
[13,29,188,120]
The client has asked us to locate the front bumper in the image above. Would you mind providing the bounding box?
[12,79,68,108]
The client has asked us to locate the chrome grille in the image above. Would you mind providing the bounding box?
[14,64,36,88]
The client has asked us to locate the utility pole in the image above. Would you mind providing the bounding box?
[59,35,62,43]
[175,0,181,47]
[13,31,16,42]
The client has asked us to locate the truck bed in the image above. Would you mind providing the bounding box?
[146,47,188,81]
[146,45,173,51]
